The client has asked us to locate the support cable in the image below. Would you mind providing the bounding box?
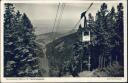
[51,3,61,36]
[72,3,93,30]
[56,3,65,33]
[51,2,60,64]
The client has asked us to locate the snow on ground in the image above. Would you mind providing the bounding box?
[64,70,96,77]
[79,71,95,77]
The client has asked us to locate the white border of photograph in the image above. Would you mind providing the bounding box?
[0,0,127,82]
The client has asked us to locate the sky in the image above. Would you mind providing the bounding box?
[13,2,119,35]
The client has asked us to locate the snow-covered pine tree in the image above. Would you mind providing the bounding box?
[94,3,116,68]
[88,13,95,34]
[115,3,124,65]
[12,10,24,76]
[17,13,41,77]
[68,41,84,76]
[94,3,124,68]
[87,13,100,69]
[4,3,17,77]
[106,7,117,66]
[94,3,108,68]
[4,3,41,77]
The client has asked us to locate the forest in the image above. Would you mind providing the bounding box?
[46,3,124,77]
[4,3,43,77]
[4,3,124,77]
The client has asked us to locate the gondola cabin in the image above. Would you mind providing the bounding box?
[77,11,91,43]
[81,31,90,42]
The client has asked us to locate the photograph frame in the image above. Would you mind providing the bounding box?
[0,0,127,82]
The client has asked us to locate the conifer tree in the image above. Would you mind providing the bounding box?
[94,3,124,68]
[106,7,117,65]
[4,3,16,77]
[88,13,95,44]
[115,3,124,65]
[16,13,41,77]
[69,41,83,76]
[94,3,109,68]
[4,4,41,77]
[94,3,117,68]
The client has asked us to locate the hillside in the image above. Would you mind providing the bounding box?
[36,30,77,76]
[46,32,79,76]
[36,29,77,45]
